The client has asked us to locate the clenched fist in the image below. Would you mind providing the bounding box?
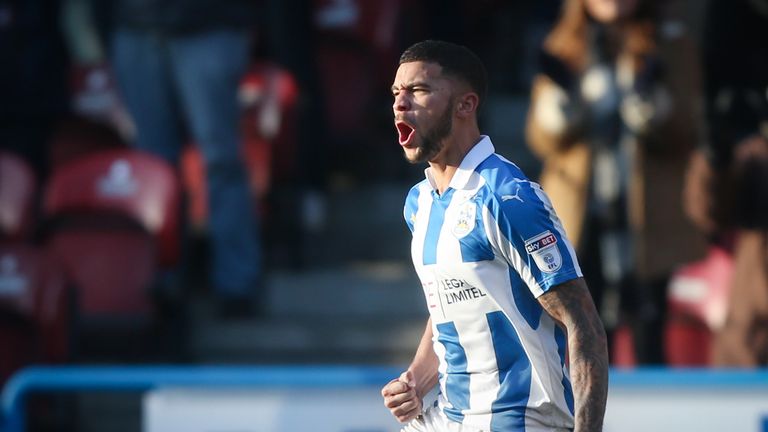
[381,370,422,423]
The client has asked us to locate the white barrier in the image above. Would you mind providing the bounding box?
[605,386,768,431]
[4,366,767,432]
[143,369,768,432]
[144,387,400,432]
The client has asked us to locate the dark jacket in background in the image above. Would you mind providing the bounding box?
[114,0,259,33]
[703,0,768,169]
[0,0,69,178]
[707,0,768,367]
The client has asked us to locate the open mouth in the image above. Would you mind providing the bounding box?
[396,121,415,147]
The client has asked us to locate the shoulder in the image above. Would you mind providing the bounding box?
[475,157,558,233]
[405,180,429,204]
[404,179,429,215]
[403,180,430,231]
[475,154,536,202]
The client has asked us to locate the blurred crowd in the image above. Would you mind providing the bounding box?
[0,0,766,385]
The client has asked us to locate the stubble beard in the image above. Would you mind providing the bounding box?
[406,101,454,164]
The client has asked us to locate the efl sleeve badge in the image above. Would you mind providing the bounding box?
[524,231,562,273]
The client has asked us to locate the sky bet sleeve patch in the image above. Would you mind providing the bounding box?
[524,230,562,273]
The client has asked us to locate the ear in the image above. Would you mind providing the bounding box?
[456,92,479,118]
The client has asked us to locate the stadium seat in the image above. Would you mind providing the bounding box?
[611,324,637,368]
[313,0,403,74]
[0,151,72,379]
[48,115,126,169]
[0,244,70,383]
[42,148,180,332]
[0,150,37,241]
[48,63,130,169]
[664,246,733,366]
[312,0,404,143]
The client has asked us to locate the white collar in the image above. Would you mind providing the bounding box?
[424,135,495,192]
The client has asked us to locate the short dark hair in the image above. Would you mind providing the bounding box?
[399,40,488,106]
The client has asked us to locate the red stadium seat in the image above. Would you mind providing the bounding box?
[48,63,129,169]
[611,324,637,368]
[44,148,181,267]
[314,45,377,138]
[0,151,37,241]
[48,116,125,169]
[664,246,733,366]
[312,0,404,144]
[42,148,180,327]
[47,231,155,317]
[0,245,69,382]
[313,0,403,70]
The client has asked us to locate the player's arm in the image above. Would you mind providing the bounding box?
[537,277,608,432]
[406,318,440,397]
[382,318,439,422]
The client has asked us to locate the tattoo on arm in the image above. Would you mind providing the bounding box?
[538,277,609,432]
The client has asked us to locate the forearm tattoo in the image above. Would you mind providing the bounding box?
[538,278,609,432]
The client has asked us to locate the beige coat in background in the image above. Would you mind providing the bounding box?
[525,23,706,281]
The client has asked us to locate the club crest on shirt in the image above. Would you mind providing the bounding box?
[524,231,562,273]
[451,201,476,238]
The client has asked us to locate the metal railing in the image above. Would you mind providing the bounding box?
[3,365,768,432]
[1,365,401,432]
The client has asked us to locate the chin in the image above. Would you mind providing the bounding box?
[403,150,422,164]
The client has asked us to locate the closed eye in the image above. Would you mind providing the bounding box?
[392,82,432,96]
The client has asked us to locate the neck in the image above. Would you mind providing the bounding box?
[428,127,482,195]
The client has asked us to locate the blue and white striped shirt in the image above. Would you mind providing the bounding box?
[405,136,579,431]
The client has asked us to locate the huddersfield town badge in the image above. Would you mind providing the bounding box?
[452,201,476,238]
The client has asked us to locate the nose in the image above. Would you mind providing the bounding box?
[393,92,409,112]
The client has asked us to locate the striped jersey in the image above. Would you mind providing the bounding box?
[404,136,580,431]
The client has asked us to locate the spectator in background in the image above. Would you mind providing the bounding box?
[60,0,135,145]
[685,0,768,366]
[525,0,706,364]
[111,0,262,316]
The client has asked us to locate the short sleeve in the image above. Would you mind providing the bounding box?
[482,180,582,297]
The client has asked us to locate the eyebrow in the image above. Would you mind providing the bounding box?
[391,81,432,93]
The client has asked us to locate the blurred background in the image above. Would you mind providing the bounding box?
[0,0,766,430]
